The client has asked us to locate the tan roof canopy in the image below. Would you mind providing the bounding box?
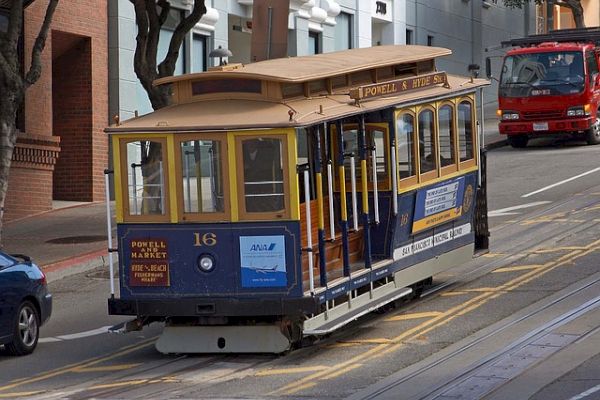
[155,45,452,85]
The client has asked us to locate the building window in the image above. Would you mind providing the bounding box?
[427,35,434,46]
[192,34,207,73]
[334,12,352,50]
[309,31,321,55]
[406,29,413,45]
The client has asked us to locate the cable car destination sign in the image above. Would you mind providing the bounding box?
[349,71,449,101]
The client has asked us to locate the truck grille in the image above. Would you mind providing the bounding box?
[522,110,563,120]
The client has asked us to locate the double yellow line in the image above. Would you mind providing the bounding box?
[0,336,158,396]
[271,239,600,395]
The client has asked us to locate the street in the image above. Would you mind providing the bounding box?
[2,137,600,400]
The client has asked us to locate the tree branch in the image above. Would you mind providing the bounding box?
[144,0,160,77]
[24,0,59,86]
[131,0,151,84]
[6,0,23,57]
[158,0,206,77]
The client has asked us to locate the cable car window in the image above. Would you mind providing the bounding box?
[438,104,456,167]
[340,125,389,190]
[180,140,225,214]
[370,128,388,183]
[397,112,416,179]
[241,137,286,213]
[418,109,437,175]
[458,101,474,162]
[125,140,166,216]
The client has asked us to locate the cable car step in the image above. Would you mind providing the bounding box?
[303,285,413,336]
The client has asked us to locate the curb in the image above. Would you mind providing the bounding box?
[485,139,507,150]
[43,249,117,283]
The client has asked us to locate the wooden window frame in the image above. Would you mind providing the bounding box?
[234,134,291,221]
[437,101,459,176]
[416,105,439,183]
[119,137,171,223]
[457,97,477,170]
[331,123,391,192]
[394,109,419,189]
[174,133,231,223]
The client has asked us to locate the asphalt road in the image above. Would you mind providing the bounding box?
[1,138,600,399]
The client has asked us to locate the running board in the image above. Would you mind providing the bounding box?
[155,325,292,354]
[303,284,413,336]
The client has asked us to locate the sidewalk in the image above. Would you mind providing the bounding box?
[0,116,506,283]
[2,201,113,282]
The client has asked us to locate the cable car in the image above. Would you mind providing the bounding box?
[105,45,490,353]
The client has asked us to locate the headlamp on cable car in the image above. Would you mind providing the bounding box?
[567,105,591,117]
[500,111,520,121]
[197,254,216,273]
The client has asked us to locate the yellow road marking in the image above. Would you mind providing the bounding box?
[0,391,45,398]
[0,336,159,393]
[440,291,469,297]
[332,338,392,345]
[481,253,505,258]
[73,364,142,373]
[534,247,587,253]
[462,287,496,293]
[385,312,442,322]
[493,265,542,273]
[90,376,179,390]
[255,366,329,376]
[272,239,600,395]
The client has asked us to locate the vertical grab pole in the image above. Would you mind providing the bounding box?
[159,161,165,213]
[131,164,138,215]
[314,127,327,287]
[371,147,380,224]
[185,151,192,212]
[327,161,335,240]
[336,121,351,277]
[302,167,315,294]
[391,142,398,215]
[359,116,372,269]
[104,170,115,297]
[350,155,359,231]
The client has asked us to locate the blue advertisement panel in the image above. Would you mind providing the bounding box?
[240,235,287,288]
[412,177,466,233]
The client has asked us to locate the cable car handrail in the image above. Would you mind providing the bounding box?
[370,147,380,224]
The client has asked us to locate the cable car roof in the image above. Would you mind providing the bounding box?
[155,45,452,85]
[107,74,488,134]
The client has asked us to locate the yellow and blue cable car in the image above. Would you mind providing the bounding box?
[105,45,489,353]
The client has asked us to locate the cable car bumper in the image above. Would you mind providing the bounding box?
[108,296,320,318]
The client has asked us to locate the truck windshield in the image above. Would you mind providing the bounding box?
[499,51,585,97]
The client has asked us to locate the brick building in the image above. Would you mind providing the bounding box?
[0,0,107,221]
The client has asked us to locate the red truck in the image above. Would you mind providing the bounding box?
[489,28,600,148]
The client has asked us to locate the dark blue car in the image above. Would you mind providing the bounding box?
[0,252,52,356]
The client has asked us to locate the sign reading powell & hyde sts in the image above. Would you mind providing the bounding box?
[349,71,449,101]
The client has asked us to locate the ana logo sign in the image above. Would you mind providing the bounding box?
[250,243,276,251]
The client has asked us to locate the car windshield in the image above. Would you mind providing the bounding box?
[499,51,585,97]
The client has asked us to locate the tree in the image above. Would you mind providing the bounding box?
[0,0,58,238]
[131,0,207,111]
[130,1,206,212]
[503,0,585,29]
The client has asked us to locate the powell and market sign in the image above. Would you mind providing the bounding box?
[349,71,449,102]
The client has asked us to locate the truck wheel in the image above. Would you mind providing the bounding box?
[586,113,600,145]
[508,135,528,148]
